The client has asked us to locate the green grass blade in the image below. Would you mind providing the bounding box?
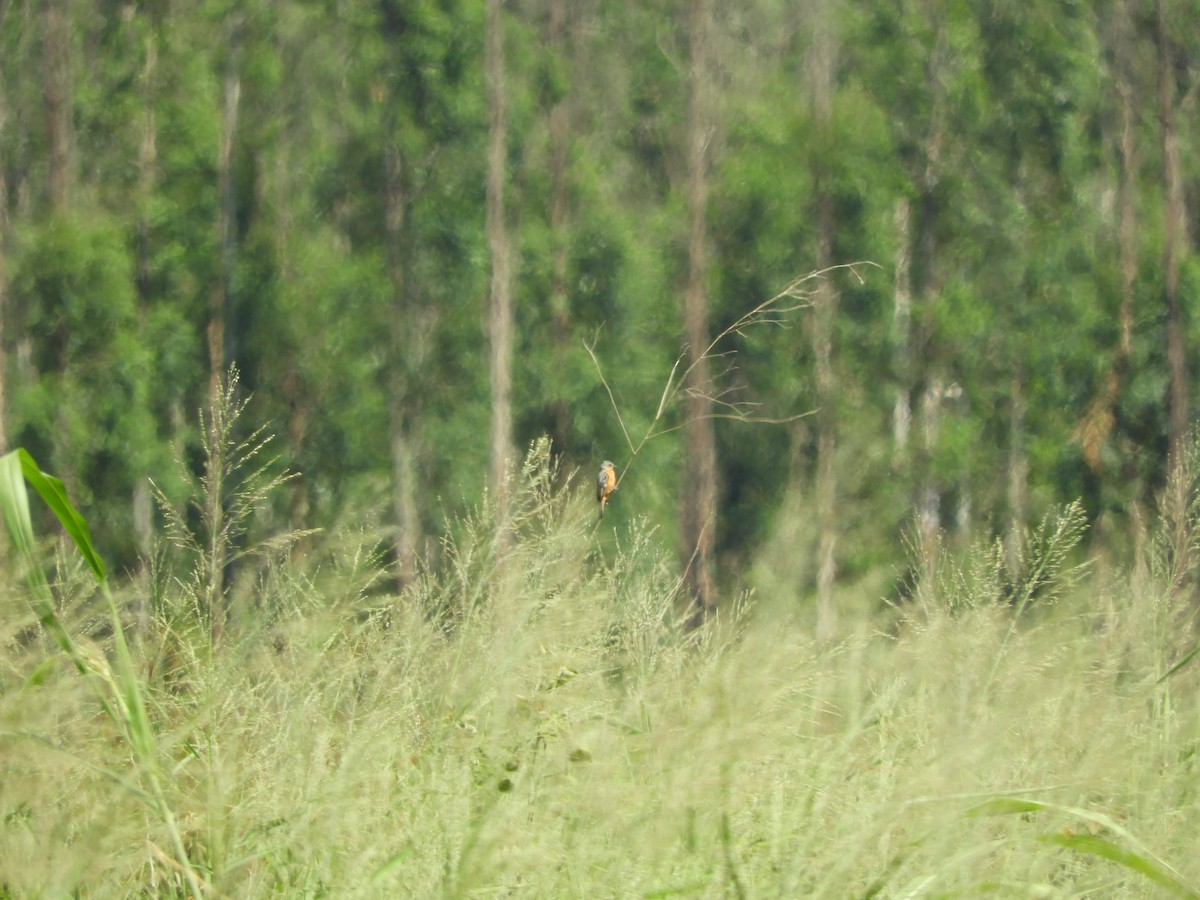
[966,796,1200,897]
[14,448,106,581]
[965,798,1046,817]
[1158,642,1200,683]
[370,845,415,884]
[0,449,48,588]
[1040,833,1200,898]
[0,449,95,677]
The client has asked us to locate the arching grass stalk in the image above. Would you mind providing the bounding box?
[583,263,877,500]
[0,447,207,898]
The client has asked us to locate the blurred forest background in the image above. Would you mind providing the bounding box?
[2,0,1199,627]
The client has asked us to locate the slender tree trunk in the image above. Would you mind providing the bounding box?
[42,0,75,491]
[384,135,419,584]
[809,5,839,641]
[1082,6,1137,470]
[813,211,837,641]
[283,365,312,523]
[956,472,971,533]
[5,8,32,462]
[133,27,159,563]
[1118,53,1136,366]
[0,72,9,455]
[681,0,717,623]
[547,0,574,463]
[914,23,946,568]
[1005,169,1034,570]
[918,375,943,578]
[137,34,158,311]
[892,197,912,465]
[486,0,515,512]
[44,0,72,212]
[211,49,241,406]
[1006,373,1028,575]
[1157,0,1188,472]
[205,42,240,647]
[390,422,418,581]
[1115,0,1142,564]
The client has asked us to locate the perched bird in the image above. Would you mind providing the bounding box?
[597,460,618,518]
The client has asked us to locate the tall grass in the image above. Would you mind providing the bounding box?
[2,391,1199,896]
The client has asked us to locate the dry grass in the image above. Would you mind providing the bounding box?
[2,428,1200,897]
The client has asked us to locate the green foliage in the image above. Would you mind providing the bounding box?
[7,213,172,562]
[1,0,1198,625]
[0,447,105,582]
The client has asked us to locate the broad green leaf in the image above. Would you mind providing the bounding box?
[0,449,90,671]
[0,449,42,579]
[14,448,106,582]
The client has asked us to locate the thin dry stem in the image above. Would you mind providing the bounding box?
[584,262,876,491]
[583,334,637,456]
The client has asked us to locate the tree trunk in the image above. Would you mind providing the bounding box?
[813,213,837,641]
[211,50,241,406]
[485,0,515,512]
[918,375,943,579]
[681,0,717,624]
[44,0,72,212]
[547,0,574,463]
[914,23,946,568]
[1006,373,1028,575]
[1157,0,1188,473]
[892,197,912,465]
[1005,167,1034,570]
[1117,36,1136,366]
[134,27,159,562]
[383,125,421,583]
[0,69,9,455]
[390,422,418,580]
[810,4,838,641]
[137,33,158,304]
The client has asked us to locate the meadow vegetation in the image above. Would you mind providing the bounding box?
[2,393,1199,898]
[6,4,1200,894]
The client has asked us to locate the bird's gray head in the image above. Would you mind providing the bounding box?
[601,460,614,469]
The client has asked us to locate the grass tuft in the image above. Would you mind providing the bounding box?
[2,416,1200,896]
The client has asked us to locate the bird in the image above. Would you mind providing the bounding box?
[597,460,617,518]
